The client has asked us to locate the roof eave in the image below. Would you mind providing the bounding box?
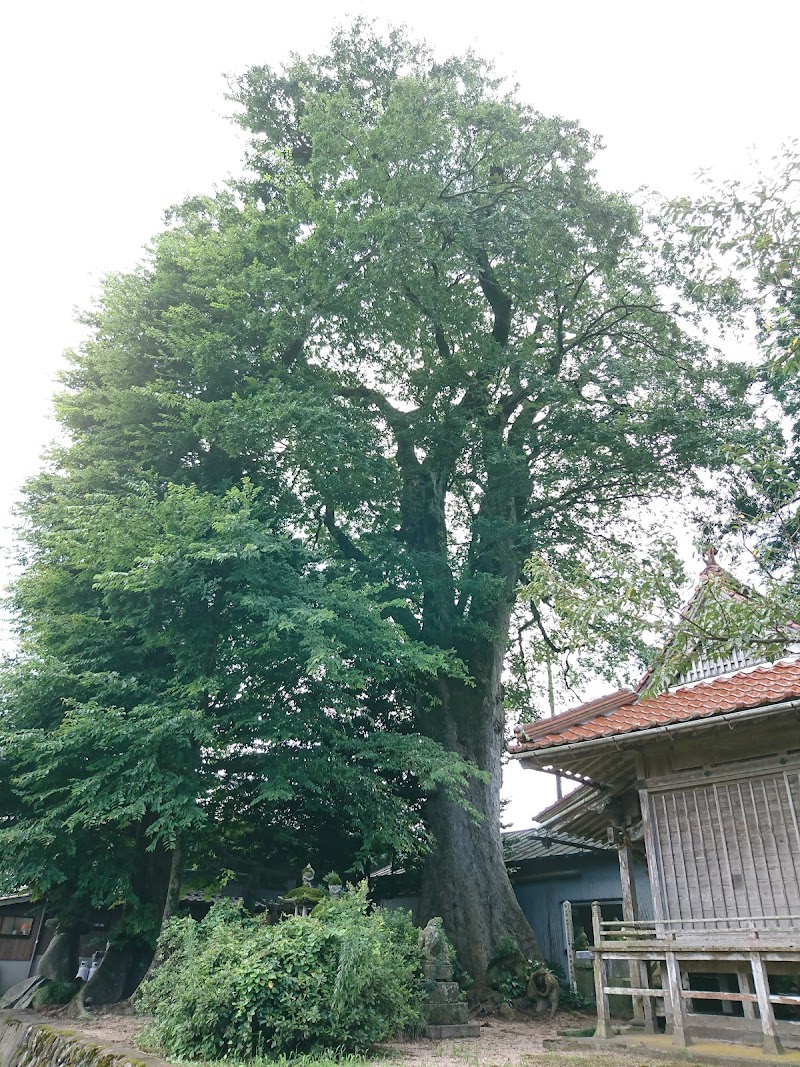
[510,696,800,768]
[0,892,33,907]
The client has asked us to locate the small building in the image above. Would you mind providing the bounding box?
[503,827,652,967]
[0,883,287,996]
[0,894,50,994]
[509,565,800,1053]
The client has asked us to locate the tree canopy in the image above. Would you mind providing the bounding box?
[662,145,800,655]
[1,470,471,909]
[0,21,762,985]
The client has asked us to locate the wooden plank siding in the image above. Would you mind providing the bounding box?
[0,908,43,963]
[646,766,800,929]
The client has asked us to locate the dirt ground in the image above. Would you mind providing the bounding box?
[380,1010,702,1067]
[44,1005,700,1067]
[383,1012,638,1067]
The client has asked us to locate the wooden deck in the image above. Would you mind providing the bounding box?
[591,904,800,1055]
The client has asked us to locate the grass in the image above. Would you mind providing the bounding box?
[147,1054,370,1067]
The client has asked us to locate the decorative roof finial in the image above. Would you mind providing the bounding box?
[702,544,719,571]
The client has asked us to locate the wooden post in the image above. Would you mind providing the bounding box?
[591,901,614,1039]
[737,967,756,1021]
[617,837,652,1029]
[638,789,666,937]
[750,952,784,1056]
[665,952,692,1047]
[638,961,656,1035]
[657,959,674,1036]
[562,900,578,994]
[617,837,638,921]
[719,973,734,1016]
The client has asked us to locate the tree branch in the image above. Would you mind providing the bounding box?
[335,382,420,473]
[403,285,452,361]
[323,506,369,562]
[322,507,422,639]
[477,251,512,345]
[529,599,566,655]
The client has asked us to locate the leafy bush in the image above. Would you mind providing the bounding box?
[136,884,425,1059]
[32,979,80,1006]
[573,928,590,951]
[544,959,588,1010]
[486,937,530,999]
[486,948,587,1007]
[559,986,589,1010]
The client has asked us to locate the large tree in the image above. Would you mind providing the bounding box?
[2,22,756,984]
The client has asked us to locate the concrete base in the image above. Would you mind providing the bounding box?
[545,1033,800,1066]
[427,981,460,1003]
[426,1002,468,1026]
[422,978,476,1037]
[424,1023,480,1040]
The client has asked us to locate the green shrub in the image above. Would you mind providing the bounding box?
[32,979,80,1006]
[486,937,530,999]
[544,959,587,1010]
[136,883,424,1059]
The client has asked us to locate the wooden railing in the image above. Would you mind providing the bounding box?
[598,913,800,939]
[590,901,800,1055]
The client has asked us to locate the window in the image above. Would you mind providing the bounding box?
[0,915,34,937]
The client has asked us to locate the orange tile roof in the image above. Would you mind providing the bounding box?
[509,657,800,754]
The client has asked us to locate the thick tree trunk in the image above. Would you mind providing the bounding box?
[417,636,541,986]
[160,836,185,926]
[401,449,538,984]
[127,837,184,1004]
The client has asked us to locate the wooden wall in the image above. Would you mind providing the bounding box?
[637,713,800,926]
[646,769,800,924]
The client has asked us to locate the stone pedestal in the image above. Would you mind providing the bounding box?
[423,981,480,1040]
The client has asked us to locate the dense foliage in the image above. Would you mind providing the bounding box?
[137,887,424,1058]
[0,475,470,958]
[659,146,800,656]
[508,148,800,700]
[0,20,764,982]
[667,144,800,376]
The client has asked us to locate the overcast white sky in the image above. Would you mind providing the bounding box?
[1,0,798,827]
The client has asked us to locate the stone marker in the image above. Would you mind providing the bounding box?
[418,918,480,1040]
